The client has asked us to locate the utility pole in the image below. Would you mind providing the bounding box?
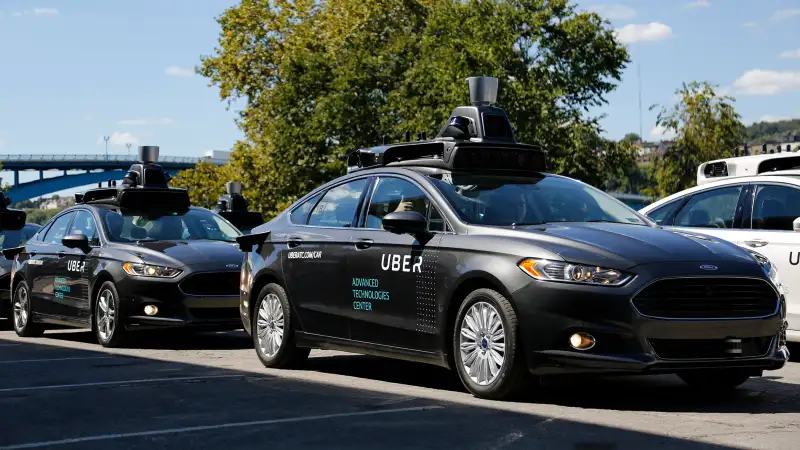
[103,135,110,161]
[637,57,643,141]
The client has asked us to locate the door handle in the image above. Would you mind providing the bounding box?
[355,239,373,249]
[287,237,303,248]
[744,239,768,248]
[57,251,66,258]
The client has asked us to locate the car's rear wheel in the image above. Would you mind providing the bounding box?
[12,281,45,337]
[252,283,309,369]
[453,288,530,400]
[678,369,752,390]
[94,281,127,348]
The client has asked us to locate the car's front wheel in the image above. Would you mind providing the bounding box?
[252,283,309,369]
[94,281,127,348]
[12,281,45,337]
[453,288,530,400]
[678,369,752,390]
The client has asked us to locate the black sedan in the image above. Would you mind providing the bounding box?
[235,80,789,400]
[0,223,40,326]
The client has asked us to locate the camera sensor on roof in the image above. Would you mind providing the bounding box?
[0,192,26,231]
[215,182,264,233]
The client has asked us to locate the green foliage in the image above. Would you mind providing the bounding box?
[745,118,800,144]
[171,160,234,210]
[646,81,744,198]
[23,208,63,225]
[622,133,641,143]
[190,0,631,219]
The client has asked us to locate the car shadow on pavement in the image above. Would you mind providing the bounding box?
[303,353,800,414]
[39,329,254,350]
[0,334,772,450]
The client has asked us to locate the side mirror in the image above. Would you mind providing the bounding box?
[382,211,428,235]
[62,234,90,252]
[794,217,800,232]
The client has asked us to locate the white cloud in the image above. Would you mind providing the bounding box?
[684,1,710,8]
[743,21,758,28]
[771,9,800,22]
[779,49,800,59]
[614,22,673,44]
[585,4,636,20]
[165,66,194,77]
[650,125,677,140]
[33,8,58,15]
[117,118,174,126]
[733,69,800,95]
[98,132,139,147]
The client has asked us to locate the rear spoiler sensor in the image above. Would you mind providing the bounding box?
[2,246,25,261]
[235,231,271,253]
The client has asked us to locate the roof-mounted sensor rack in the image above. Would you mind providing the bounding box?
[346,76,546,174]
[214,181,263,233]
[0,191,26,231]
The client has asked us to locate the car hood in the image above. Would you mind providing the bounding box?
[121,240,244,269]
[472,222,757,270]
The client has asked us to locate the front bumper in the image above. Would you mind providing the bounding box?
[512,262,789,376]
[115,271,242,331]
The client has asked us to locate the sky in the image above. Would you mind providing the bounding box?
[1,0,800,198]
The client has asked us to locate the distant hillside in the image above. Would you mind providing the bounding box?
[746,119,800,144]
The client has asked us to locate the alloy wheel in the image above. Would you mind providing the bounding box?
[13,285,29,330]
[96,289,116,341]
[459,301,507,386]
[256,293,285,357]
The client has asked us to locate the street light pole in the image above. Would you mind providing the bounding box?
[126,143,132,157]
[103,135,110,161]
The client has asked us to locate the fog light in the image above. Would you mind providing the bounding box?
[569,332,595,350]
[144,305,158,316]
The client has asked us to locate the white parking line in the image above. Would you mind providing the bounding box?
[0,374,244,393]
[0,405,443,449]
[0,356,114,365]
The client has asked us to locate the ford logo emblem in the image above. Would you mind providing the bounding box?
[700,264,718,271]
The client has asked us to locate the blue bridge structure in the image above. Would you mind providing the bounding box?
[0,154,223,203]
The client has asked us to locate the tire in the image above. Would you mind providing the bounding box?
[453,288,530,400]
[12,281,45,337]
[93,281,127,348]
[252,283,309,369]
[678,370,752,390]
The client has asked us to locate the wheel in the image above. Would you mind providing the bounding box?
[252,283,309,369]
[12,281,45,337]
[453,288,530,400]
[678,370,752,390]
[94,281,127,348]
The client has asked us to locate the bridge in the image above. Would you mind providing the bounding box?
[0,154,225,203]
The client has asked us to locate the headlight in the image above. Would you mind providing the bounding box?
[748,250,781,288]
[518,258,633,286]
[122,262,182,278]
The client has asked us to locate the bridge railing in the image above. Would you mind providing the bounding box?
[0,154,209,164]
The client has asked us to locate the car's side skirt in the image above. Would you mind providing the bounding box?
[33,313,90,329]
[296,331,450,368]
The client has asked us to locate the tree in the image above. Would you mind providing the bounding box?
[191,0,631,218]
[622,132,641,143]
[171,160,234,210]
[646,81,744,198]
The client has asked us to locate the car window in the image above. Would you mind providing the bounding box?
[289,192,322,225]
[673,186,742,229]
[100,208,241,243]
[0,226,39,250]
[42,212,76,244]
[307,179,368,228]
[429,205,450,233]
[68,210,100,246]
[645,199,683,225]
[751,184,800,231]
[365,177,430,229]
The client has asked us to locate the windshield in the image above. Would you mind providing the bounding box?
[429,173,647,226]
[99,208,242,243]
[0,226,38,250]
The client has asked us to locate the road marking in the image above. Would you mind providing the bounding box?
[0,405,444,449]
[0,356,114,365]
[0,374,244,393]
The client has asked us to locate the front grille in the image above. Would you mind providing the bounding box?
[179,272,239,296]
[632,278,778,319]
[649,337,772,359]
[190,307,240,320]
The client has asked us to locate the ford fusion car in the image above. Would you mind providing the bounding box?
[3,147,245,348]
[235,77,789,400]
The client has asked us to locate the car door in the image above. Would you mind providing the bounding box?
[282,177,371,339]
[741,182,800,334]
[665,183,753,246]
[345,175,446,351]
[33,211,77,318]
[62,209,101,323]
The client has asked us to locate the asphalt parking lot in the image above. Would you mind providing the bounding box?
[0,326,798,449]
